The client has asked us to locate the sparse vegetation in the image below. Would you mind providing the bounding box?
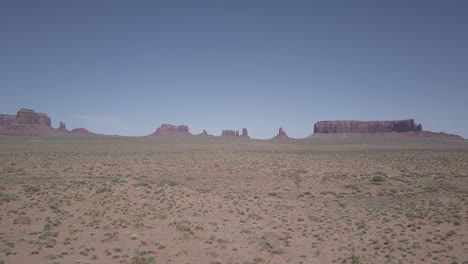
[0,138,466,263]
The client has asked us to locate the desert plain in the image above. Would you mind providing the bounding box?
[0,137,467,264]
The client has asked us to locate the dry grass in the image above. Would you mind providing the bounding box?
[0,137,467,263]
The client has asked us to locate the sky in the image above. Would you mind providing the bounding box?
[1,0,467,139]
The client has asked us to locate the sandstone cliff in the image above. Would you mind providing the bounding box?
[15,109,51,126]
[220,128,250,138]
[221,130,236,137]
[149,124,193,137]
[310,119,463,140]
[0,109,59,136]
[0,109,52,127]
[0,114,16,127]
[313,120,422,134]
[0,108,108,137]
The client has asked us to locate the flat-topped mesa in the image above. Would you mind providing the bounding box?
[313,119,423,134]
[272,127,292,140]
[0,108,65,136]
[221,130,237,137]
[149,124,193,137]
[15,108,51,126]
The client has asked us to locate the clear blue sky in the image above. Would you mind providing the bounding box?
[1,1,467,138]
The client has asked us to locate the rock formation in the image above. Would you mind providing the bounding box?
[15,109,51,126]
[0,108,106,137]
[221,130,237,137]
[220,128,250,138]
[196,129,214,138]
[0,108,60,136]
[149,124,193,137]
[313,120,423,134]
[242,128,248,137]
[0,114,16,127]
[271,127,292,140]
[0,109,52,128]
[58,121,68,132]
[70,128,97,135]
[310,119,463,140]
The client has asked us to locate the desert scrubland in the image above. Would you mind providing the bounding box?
[0,138,467,264]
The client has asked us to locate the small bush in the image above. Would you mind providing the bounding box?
[371,175,385,183]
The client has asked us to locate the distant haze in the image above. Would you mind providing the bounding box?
[1,1,467,139]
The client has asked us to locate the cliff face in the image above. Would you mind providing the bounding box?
[0,109,58,136]
[0,108,104,136]
[220,128,250,138]
[0,115,16,127]
[313,120,423,134]
[221,130,236,137]
[15,109,51,126]
[0,109,51,127]
[150,124,192,137]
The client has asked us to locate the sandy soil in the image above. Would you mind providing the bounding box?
[0,137,467,264]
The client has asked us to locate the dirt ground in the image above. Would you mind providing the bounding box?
[0,137,467,264]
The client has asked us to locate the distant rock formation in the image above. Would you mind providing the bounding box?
[0,108,106,137]
[313,120,423,134]
[0,108,60,136]
[15,108,52,126]
[0,114,16,127]
[58,121,68,132]
[196,129,215,138]
[310,119,463,141]
[70,128,97,135]
[149,124,193,137]
[221,130,237,137]
[0,109,52,128]
[242,128,248,137]
[220,128,250,138]
[271,127,292,140]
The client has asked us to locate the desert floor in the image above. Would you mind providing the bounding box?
[0,137,467,264]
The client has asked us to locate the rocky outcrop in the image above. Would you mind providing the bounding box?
[149,124,193,137]
[15,109,51,126]
[221,130,237,137]
[70,128,97,135]
[58,121,68,132]
[220,128,250,138]
[310,119,463,141]
[313,120,423,134]
[196,129,215,138]
[0,115,16,127]
[0,108,60,136]
[271,127,292,140]
[0,109,51,127]
[242,128,248,137]
[0,108,107,137]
